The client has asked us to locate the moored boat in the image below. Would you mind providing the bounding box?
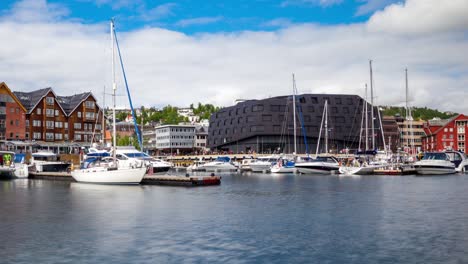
[202,156,238,172]
[414,152,456,175]
[296,156,340,174]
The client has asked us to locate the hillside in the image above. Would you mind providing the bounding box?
[381,106,458,121]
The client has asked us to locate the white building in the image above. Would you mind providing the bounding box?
[195,126,209,153]
[155,124,196,154]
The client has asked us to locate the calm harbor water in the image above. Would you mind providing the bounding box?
[1,172,468,263]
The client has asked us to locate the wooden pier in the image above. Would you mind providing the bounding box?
[29,171,72,180]
[141,175,221,186]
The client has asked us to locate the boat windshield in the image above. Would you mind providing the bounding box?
[422,152,448,161]
[124,152,148,158]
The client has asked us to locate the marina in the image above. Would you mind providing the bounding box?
[2,171,468,263]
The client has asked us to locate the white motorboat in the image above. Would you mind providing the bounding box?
[29,151,71,173]
[202,156,238,172]
[13,153,29,178]
[414,152,456,175]
[71,20,147,184]
[250,156,277,173]
[296,156,340,174]
[115,147,171,174]
[270,158,296,173]
[445,151,468,173]
[187,159,206,172]
[71,157,146,184]
[240,159,255,171]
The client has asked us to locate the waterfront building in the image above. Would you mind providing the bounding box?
[395,115,426,152]
[155,124,196,154]
[0,83,27,140]
[13,87,104,144]
[382,116,400,152]
[421,114,468,152]
[208,94,380,154]
[195,126,209,153]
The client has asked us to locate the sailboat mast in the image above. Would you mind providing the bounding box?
[111,20,117,161]
[405,68,415,155]
[102,86,105,145]
[365,83,369,150]
[325,100,328,154]
[292,73,297,155]
[369,60,375,150]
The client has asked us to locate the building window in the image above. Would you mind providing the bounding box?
[46,109,54,117]
[10,108,14,113]
[85,112,96,120]
[55,133,63,140]
[46,97,54,105]
[85,101,95,109]
[336,98,342,105]
[46,121,54,129]
[64,134,69,140]
[15,120,19,126]
[55,110,59,116]
[311,97,318,104]
[26,120,29,127]
[74,123,82,129]
[36,108,41,115]
[262,115,272,121]
[25,132,29,139]
[33,120,41,127]
[96,124,102,130]
[33,132,41,139]
[65,123,68,129]
[55,122,62,128]
[252,104,264,112]
[74,134,82,140]
[77,112,82,118]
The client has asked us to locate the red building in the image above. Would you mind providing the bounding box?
[421,114,468,153]
[0,82,27,140]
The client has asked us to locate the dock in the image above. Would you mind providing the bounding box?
[141,175,221,186]
[29,171,72,180]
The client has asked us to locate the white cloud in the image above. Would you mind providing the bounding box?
[0,0,467,115]
[1,0,69,23]
[368,0,468,34]
[280,0,343,8]
[176,16,223,27]
[140,3,177,21]
[355,0,399,16]
[261,18,294,28]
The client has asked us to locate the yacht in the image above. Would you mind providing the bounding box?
[445,151,468,173]
[187,159,206,172]
[414,152,456,175]
[115,147,172,174]
[29,151,71,173]
[270,157,296,173]
[70,20,147,184]
[72,156,146,184]
[250,156,277,173]
[13,153,29,178]
[239,159,255,171]
[295,156,340,174]
[202,156,238,172]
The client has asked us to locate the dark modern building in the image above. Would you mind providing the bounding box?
[208,94,382,154]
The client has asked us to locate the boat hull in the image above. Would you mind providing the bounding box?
[270,166,295,173]
[415,165,456,175]
[296,163,339,174]
[71,167,146,184]
[250,164,272,172]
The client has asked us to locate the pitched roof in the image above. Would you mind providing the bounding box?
[13,87,52,113]
[0,82,27,113]
[56,92,92,115]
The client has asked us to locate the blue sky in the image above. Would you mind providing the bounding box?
[0,0,396,33]
[0,0,467,113]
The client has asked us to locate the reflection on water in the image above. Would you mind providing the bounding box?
[1,174,468,263]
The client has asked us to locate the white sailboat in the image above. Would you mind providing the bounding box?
[296,100,340,174]
[71,20,146,184]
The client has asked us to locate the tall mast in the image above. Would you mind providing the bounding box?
[365,83,369,150]
[102,86,105,145]
[292,73,297,155]
[369,60,375,150]
[111,19,117,162]
[324,100,328,154]
[405,68,415,155]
